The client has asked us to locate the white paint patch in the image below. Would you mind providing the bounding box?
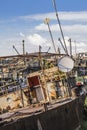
[37,119,43,130]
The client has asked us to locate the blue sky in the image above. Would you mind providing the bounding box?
[0,0,87,18]
[0,0,87,56]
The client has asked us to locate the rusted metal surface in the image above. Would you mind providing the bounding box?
[0,90,28,112]
[0,95,85,130]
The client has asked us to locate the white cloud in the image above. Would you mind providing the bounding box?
[27,34,47,46]
[19,32,25,37]
[0,11,87,56]
[35,23,87,34]
[63,24,87,34]
[19,11,87,21]
[58,12,87,21]
[35,24,48,31]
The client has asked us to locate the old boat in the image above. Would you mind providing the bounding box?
[0,0,86,129]
[0,61,86,130]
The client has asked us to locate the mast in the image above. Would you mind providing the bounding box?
[13,45,20,55]
[58,38,67,54]
[52,0,68,55]
[22,40,25,65]
[22,40,25,56]
[47,47,51,53]
[44,18,57,53]
[39,45,42,69]
[68,38,72,57]
[75,41,77,57]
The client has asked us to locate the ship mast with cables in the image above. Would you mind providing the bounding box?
[52,0,68,55]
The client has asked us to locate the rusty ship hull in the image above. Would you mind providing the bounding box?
[0,94,85,130]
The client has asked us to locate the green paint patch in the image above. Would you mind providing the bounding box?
[80,120,87,130]
[80,96,87,130]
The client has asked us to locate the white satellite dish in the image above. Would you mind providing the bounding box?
[58,56,74,72]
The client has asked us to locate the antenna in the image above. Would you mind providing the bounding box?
[44,18,57,53]
[52,0,68,55]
